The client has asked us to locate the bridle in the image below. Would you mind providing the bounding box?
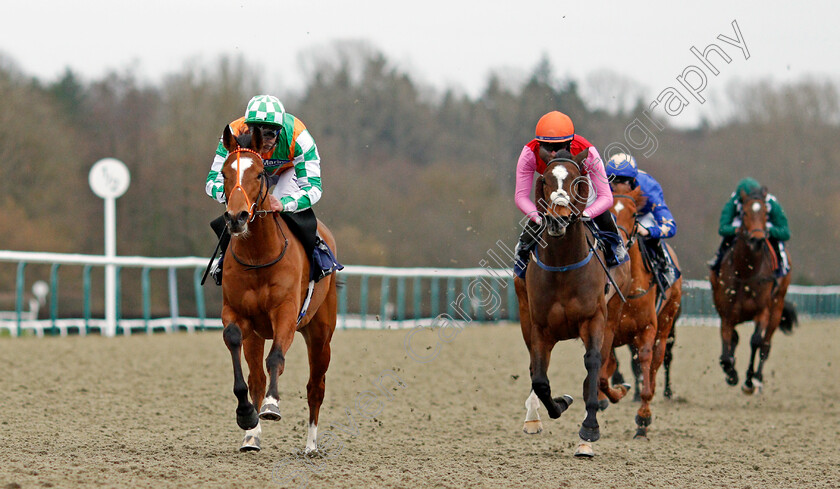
[611,193,639,250]
[612,193,658,300]
[732,201,777,285]
[225,147,289,270]
[540,157,585,228]
[228,148,270,222]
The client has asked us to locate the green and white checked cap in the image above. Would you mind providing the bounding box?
[244,95,285,126]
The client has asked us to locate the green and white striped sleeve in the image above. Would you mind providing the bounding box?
[205,141,229,203]
[279,129,322,212]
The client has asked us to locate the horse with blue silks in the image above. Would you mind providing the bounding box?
[600,181,683,439]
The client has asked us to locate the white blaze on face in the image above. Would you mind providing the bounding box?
[751,202,762,213]
[614,201,625,213]
[236,158,254,182]
[549,166,571,206]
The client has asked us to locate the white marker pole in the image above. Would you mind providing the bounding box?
[89,158,130,337]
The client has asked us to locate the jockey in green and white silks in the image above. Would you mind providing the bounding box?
[206,95,322,213]
[205,95,341,285]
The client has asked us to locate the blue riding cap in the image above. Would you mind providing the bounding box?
[605,153,638,179]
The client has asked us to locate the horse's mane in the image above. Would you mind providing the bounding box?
[551,149,574,164]
[235,133,252,149]
[745,187,765,201]
[612,182,648,209]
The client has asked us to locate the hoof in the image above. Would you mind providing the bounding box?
[741,383,755,395]
[633,426,649,440]
[236,407,259,431]
[619,383,632,400]
[579,424,600,443]
[725,371,739,386]
[523,420,543,435]
[598,399,609,411]
[574,440,595,458]
[555,394,574,413]
[663,387,673,399]
[239,434,261,452]
[259,402,282,421]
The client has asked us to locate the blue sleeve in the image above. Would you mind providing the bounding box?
[639,174,676,239]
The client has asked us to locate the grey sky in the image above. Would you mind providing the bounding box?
[1,0,837,126]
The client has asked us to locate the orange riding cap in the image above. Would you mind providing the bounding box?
[535,111,575,142]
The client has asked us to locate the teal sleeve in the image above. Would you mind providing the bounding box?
[768,199,790,241]
[718,198,738,237]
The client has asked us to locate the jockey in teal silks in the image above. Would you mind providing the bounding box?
[708,177,790,277]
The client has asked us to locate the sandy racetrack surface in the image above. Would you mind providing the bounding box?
[1,320,838,488]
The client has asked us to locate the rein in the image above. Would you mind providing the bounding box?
[229,213,290,271]
[226,147,290,271]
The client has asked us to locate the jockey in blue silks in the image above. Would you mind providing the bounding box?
[605,153,680,290]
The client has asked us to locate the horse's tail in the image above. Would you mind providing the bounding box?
[779,300,798,335]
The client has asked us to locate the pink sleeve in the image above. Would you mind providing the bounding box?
[515,146,542,223]
[581,146,614,218]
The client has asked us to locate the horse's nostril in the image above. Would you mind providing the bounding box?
[237,211,250,223]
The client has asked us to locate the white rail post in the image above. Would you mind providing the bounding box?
[89,158,130,337]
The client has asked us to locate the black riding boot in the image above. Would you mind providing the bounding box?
[209,215,230,286]
[281,209,343,282]
[646,238,678,289]
[592,212,628,267]
[514,219,543,278]
[708,236,735,274]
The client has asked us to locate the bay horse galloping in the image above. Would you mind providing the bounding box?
[710,186,792,394]
[515,149,630,457]
[219,125,339,452]
[604,184,682,438]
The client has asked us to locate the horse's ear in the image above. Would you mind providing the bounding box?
[760,186,768,199]
[739,188,748,202]
[574,148,589,167]
[535,176,547,213]
[251,126,264,151]
[222,124,238,152]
